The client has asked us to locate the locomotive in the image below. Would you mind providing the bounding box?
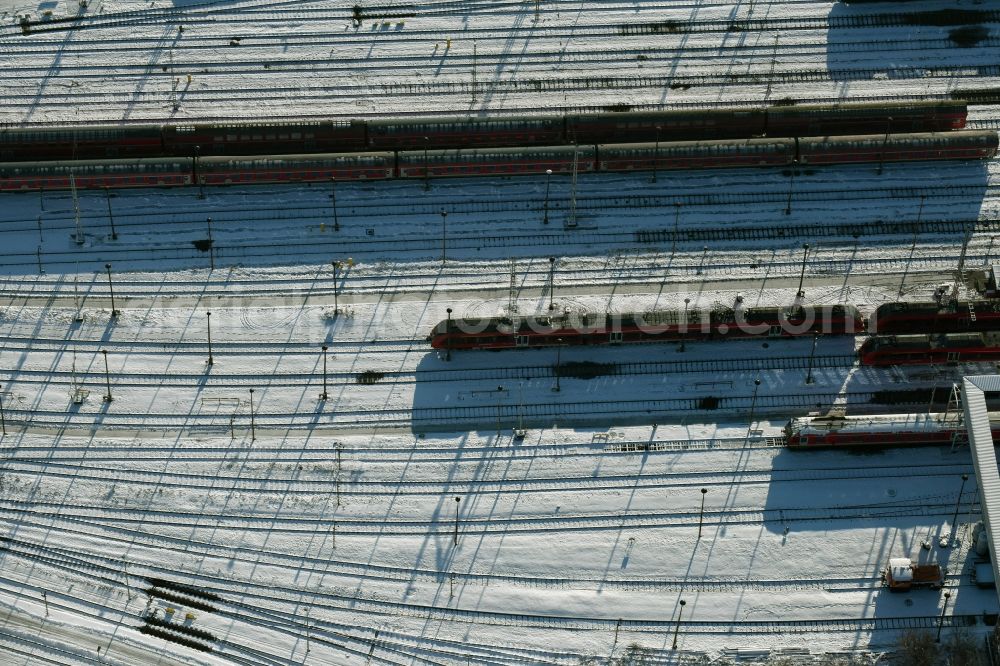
[0,100,968,162]
[870,300,1000,335]
[858,332,1000,366]
[427,305,864,350]
[784,413,990,447]
[1,131,994,192]
[860,299,1000,365]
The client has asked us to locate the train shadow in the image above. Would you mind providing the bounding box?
[826,3,996,83]
[762,443,977,536]
[408,331,863,435]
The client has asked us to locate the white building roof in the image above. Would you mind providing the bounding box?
[961,376,1000,606]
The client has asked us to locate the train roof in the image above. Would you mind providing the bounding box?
[864,331,998,348]
[598,137,795,151]
[787,413,974,435]
[408,145,596,159]
[0,124,163,140]
[197,152,395,165]
[799,130,997,146]
[0,157,191,170]
[875,300,1000,316]
[167,119,360,132]
[429,314,580,336]
[565,108,764,122]
[368,115,564,130]
[430,311,701,336]
[431,304,858,335]
[767,99,966,115]
[0,100,966,139]
[716,303,859,317]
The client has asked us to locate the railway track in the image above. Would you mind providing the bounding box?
[0,574,353,666]
[5,0,815,38]
[0,354,860,387]
[0,517,974,621]
[5,216,992,275]
[0,457,971,497]
[13,5,1000,37]
[0,490,968,537]
[0,246,979,307]
[0,432,787,463]
[6,37,996,80]
[24,181,996,232]
[0,547,882,666]
[0,0,993,658]
[15,175,1000,227]
[0,389,965,434]
[0,522,979,636]
[2,91,992,128]
[4,62,999,111]
[3,0,998,126]
[0,531,968,601]
[3,19,999,114]
[0,486,969,660]
[0,336,420,355]
[0,381,983,437]
[0,628,109,666]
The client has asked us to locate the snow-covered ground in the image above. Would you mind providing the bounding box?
[2,0,999,122]
[1,0,1000,663]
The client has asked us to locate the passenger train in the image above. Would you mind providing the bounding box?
[1,131,995,192]
[0,100,968,162]
[428,306,864,350]
[870,300,1000,335]
[430,294,1000,364]
[858,332,1000,366]
[784,413,992,448]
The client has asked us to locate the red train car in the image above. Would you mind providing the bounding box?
[368,116,565,150]
[164,119,368,157]
[597,137,795,171]
[766,100,967,137]
[859,332,1000,366]
[428,305,862,350]
[0,100,969,163]
[0,158,192,190]
[785,413,989,447]
[398,145,596,178]
[797,131,998,165]
[0,124,164,160]
[197,152,395,185]
[566,109,767,143]
[3,129,992,192]
[871,300,1000,335]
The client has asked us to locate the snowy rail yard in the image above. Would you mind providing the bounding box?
[1,0,1000,663]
